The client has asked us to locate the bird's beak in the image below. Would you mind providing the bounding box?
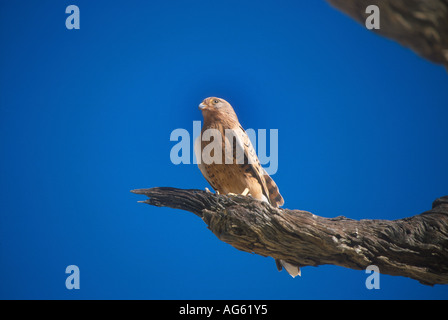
[199,103,207,110]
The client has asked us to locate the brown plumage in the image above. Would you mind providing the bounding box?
[194,97,283,207]
[194,97,300,278]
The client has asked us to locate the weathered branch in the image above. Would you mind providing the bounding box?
[326,0,448,69]
[131,187,448,286]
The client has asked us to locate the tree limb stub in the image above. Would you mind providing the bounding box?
[131,187,448,286]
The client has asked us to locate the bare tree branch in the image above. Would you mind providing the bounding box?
[326,0,448,69]
[131,187,448,286]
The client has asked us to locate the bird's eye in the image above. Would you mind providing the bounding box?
[213,99,219,104]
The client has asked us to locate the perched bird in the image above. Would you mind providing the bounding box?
[194,97,300,277]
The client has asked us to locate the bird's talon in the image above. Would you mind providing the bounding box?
[241,188,250,196]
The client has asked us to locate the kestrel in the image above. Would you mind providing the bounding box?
[194,97,300,277]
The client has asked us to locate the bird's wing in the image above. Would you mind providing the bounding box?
[231,125,272,203]
[232,125,284,207]
[262,167,284,207]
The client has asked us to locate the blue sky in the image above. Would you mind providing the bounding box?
[1,0,447,299]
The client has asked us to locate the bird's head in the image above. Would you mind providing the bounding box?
[198,97,239,124]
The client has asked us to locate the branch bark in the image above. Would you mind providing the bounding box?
[131,187,448,286]
[326,0,448,69]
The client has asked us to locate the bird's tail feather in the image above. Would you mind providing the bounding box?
[275,259,301,278]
